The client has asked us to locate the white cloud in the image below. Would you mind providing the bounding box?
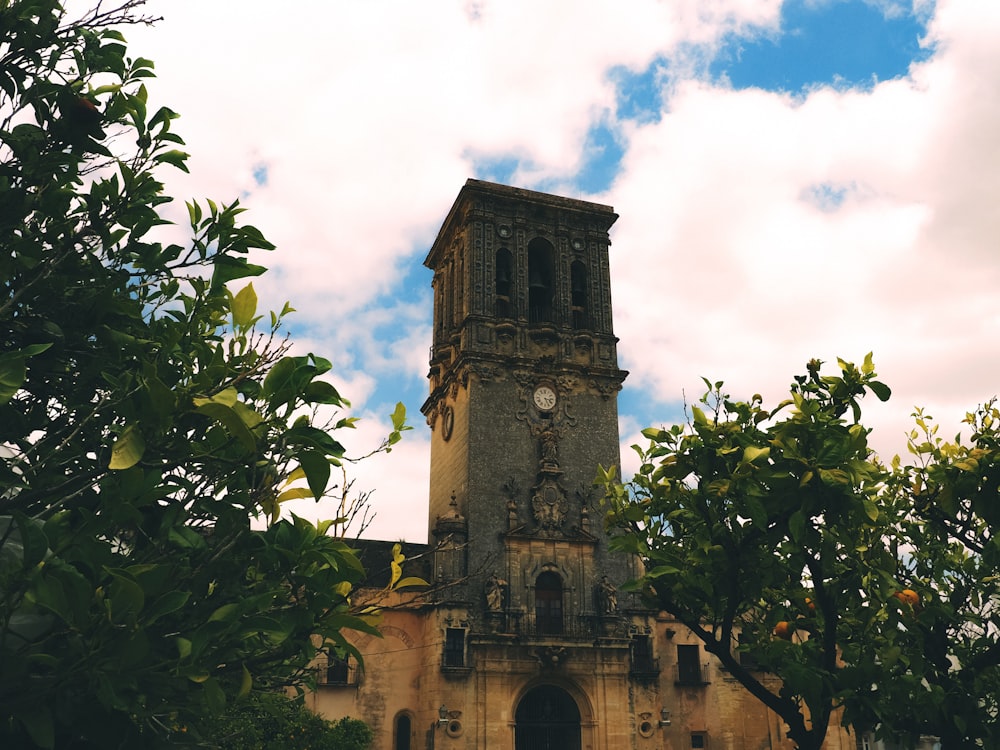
[604,0,1000,465]
[118,0,1000,538]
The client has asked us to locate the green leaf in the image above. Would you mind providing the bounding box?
[157,148,189,172]
[231,282,258,329]
[13,513,49,569]
[144,590,191,624]
[862,351,875,375]
[0,343,52,402]
[19,706,54,749]
[742,445,770,464]
[109,424,145,469]
[238,664,253,699]
[788,510,806,542]
[195,402,256,451]
[869,380,892,402]
[276,487,314,503]
[303,380,343,405]
[211,256,267,290]
[391,401,408,432]
[299,449,331,499]
[107,570,146,623]
[863,498,879,522]
[208,603,240,623]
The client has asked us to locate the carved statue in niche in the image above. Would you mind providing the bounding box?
[502,477,520,530]
[595,575,618,614]
[485,573,508,611]
[539,427,559,469]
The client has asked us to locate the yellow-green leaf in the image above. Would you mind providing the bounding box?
[238,664,253,698]
[232,283,258,329]
[195,402,255,450]
[276,487,314,503]
[109,424,145,470]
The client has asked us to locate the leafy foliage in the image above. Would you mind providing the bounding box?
[205,692,372,750]
[1,2,409,747]
[859,403,1000,747]
[604,355,1000,749]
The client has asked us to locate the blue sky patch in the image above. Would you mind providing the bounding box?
[574,120,626,194]
[471,154,521,186]
[609,62,665,124]
[252,162,269,188]
[712,0,934,92]
[801,182,850,212]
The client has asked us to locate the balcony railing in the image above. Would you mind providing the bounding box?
[674,662,711,686]
[481,612,622,640]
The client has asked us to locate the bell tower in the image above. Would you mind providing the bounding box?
[421,179,629,622]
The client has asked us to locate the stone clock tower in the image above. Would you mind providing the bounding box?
[421,179,631,623]
[308,180,859,750]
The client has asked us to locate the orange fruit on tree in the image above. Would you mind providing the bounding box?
[773,621,794,640]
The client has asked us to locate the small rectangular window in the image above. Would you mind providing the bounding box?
[326,655,352,685]
[691,732,707,748]
[631,635,656,672]
[443,628,466,667]
[677,644,703,684]
[737,631,760,670]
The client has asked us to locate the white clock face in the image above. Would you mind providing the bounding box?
[533,385,557,411]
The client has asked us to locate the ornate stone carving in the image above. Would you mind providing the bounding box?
[556,374,578,393]
[531,476,568,535]
[533,645,568,669]
[590,377,623,400]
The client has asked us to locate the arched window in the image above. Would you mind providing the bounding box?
[527,238,554,324]
[495,248,514,318]
[535,571,563,635]
[570,260,588,329]
[394,713,412,750]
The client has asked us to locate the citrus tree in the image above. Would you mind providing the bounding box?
[604,356,1000,749]
[603,357,897,750]
[855,403,1000,748]
[1,1,409,746]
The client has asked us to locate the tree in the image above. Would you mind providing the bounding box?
[852,403,1000,748]
[1,2,410,747]
[603,356,1000,749]
[603,357,897,750]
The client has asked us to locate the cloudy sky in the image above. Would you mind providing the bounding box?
[123,0,1000,542]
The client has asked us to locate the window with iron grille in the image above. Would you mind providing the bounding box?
[631,634,657,673]
[325,655,353,685]
[443,627,466,668]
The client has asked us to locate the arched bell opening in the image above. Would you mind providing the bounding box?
[495,248,514,319]
[527,238,554,324]
[570,260,588,329]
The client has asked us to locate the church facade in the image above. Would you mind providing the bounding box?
[307,180,858,750]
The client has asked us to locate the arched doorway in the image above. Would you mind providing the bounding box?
[393,712,412,750]
[515,684,581,750]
